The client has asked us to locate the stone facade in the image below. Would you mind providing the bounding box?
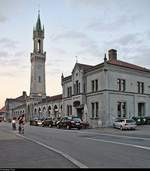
[62,49,150,128]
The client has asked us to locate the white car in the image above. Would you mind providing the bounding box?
[37,120,43,126]
[113,118,137,130]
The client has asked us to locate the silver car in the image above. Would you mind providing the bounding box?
[113,118,137,130]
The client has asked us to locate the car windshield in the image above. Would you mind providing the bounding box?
[126,119,135,123]
[73,118,81,122]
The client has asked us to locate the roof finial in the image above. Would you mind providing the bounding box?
[104,53,107,62]
[38,3,40,15]
[36,4,42,31]
[75,56,78,63]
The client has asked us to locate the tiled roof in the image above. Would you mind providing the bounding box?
[77,63,93,72]
[63,75,72,81]
[15,95,27,102]
[107,59,150,73]
[0,106,6,113]
[47,94,62,102]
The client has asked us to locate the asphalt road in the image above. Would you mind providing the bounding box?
[1,122,150,168]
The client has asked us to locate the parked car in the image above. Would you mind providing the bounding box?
[113,118,137,130]
[30,116,44,126]
[42,117,54,127]
[71,116,89,129]
[132,116,148,125]
[30,117,39,126]
[56,116,81,130]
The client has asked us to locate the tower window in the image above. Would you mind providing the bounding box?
[38,76,41,83]
[38,40,41,53]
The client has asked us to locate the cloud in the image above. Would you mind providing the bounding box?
[0,38,19,49]
[0,49,27,69]
[87,15,137,32]
[50,30,102,59]
[104,33,143,47]
[0,51,9,58]
[0,15,7,23]
[65,0,109,8]
[51,30,87,42]
[0,71,15,77]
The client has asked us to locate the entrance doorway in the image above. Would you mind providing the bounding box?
[77,108,84,120]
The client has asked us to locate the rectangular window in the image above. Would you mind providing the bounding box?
[74,84,76,95]
[91,103,94,118]
[74,80,80,95]
[67,87,72,97]
[78,82,80,94]
[95,80,98,92]
[70,87,72,96]
[96,102,99,118]
[91,80,94,92]
[117,102,126,118]
[137,81,144,94]
[67,105,69,116]
[83,83,86,93]
[91,79,98,92]
[70,105,72,115]
[117,79,125,92]
[91,102,99,118]
[67,87,69,97]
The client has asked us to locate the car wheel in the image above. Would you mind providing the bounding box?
[120,126,123,130]
[57,125,60,129]
[49,124,52,128]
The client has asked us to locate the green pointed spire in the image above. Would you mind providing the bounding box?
[36,10,42,31]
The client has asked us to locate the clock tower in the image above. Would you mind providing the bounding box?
[30,11,46,99]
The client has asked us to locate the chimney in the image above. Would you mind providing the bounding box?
[108,49,117,61]
[23,91,27,97]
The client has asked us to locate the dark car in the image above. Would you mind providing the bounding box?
[56,116,81,130]
[30,117,39,126]
[42,117,54,127]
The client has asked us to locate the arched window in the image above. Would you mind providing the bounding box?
[48,106,51,114]
[54,105,58,117]
[34,108,37,115]
[38,39,41,53]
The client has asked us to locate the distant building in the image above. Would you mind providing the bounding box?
[0,106,6,121]
[62,49,150,127]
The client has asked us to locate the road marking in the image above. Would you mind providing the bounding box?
[16,134,88,168]
[70,130,150,141]
[87,137,150,150]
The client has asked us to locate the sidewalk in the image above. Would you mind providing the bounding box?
[0,124,77,168]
